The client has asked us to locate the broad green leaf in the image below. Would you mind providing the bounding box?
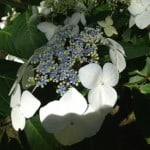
[0,10,46,59]
[25,115,59,150]
[0,26,16,55]
[12,11,46,59]
[146,137,150,144]
[139,84,150,94]
[0,59,20,116]
[122,43,150,60]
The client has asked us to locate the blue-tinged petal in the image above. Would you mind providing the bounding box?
[20,91,41,118]
[11,107,25,131]
[78,63,102,89]
[102,63,119,87]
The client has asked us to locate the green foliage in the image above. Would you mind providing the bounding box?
[0,0,150,149]
[25,116,58,150]
[0,60,20,116]
[0,11,46,59]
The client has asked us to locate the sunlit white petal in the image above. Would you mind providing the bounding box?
[11,107,25,131]
[79,63,102,89]
[20,91,41,118]
[40,88,87,133]
[39,101,68,133]
[60,88,87,114]
[102,63,119,86]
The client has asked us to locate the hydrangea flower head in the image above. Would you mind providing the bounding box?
[79,63,119,112]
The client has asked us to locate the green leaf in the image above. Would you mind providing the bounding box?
[11,11,46,59]
[122,43,150,60]
[25,115,59,150]
[0,11,47,59]
[0,59,20,116]
[0,26,15,55]
[139,84,150,94]
[141,57,150,76]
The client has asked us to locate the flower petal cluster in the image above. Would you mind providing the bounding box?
[128,0,150,29]
[79,63,119,111]
[39,87,105,145]
[10,84,41,131]
[98,16,118,37]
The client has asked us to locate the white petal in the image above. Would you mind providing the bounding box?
[39,88,87,133]
[37,22,57,40]
[10,84,21,108]
[70,12,81,25]
[20,91,41,118]
[60,88,87,115]
[100,85,117,108]
[128,0,145,15]
[141,0,150,8]
[64,17,71,25]
[109,49,126,73]
[107,38,125,55]
[105,16,113,26]
[88,85,117,115]
[9,79,19,96]
[135,8,150,29]
[39,101,69,133]
[22,65,34,89]
[11,107,25,131]
[102,63,119,86]
[97,21,107,28]
[54,112,105,145]
[88,86,103,111]
[72,25,79,35]
[129,15,135,28]
[78,63,102,89]
[80,13,86,26]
